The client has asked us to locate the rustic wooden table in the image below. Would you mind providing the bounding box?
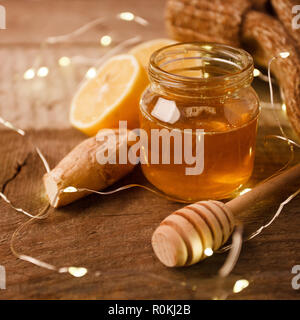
[0,0,300,300]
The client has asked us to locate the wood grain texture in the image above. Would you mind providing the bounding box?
[0,0,300,300]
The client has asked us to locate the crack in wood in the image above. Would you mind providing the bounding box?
[101,213,141,217]
[1,153,30,194]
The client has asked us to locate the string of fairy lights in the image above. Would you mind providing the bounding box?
[0,12,299,298]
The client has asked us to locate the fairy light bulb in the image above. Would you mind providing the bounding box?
[63,186,78,193]
[68,267,88,278]
[100,35,112,46]
[37,66,49,77]
[204,248,213,256]
[279,52,290,59]
[233,279,249,293]
[86,67,97,79]
[253,68,260,77]
[118,11,148,26]
[59,56,71,67]
[119,12,135,21]
[239,188,252,196]
[202,44,212,51]
[24,68,35,80]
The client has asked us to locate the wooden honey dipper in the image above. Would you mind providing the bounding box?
[152,163,300,267]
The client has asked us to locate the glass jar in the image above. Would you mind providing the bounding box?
[139,42,259,201]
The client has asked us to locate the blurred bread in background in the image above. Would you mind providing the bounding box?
[165,0,300,137]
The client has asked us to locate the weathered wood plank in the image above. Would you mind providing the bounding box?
[0,128,299,299]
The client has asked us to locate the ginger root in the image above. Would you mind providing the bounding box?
[43,129,136,208]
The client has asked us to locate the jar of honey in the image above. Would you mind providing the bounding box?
[139,42,259,201]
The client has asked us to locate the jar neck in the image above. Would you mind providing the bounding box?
[148,42,254,100]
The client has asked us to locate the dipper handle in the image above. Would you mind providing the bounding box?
[226,163,300,216]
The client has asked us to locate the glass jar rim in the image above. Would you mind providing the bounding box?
[149,42,254,82]
[148,42,254,99]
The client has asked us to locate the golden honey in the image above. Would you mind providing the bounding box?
[139,43,259,201]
